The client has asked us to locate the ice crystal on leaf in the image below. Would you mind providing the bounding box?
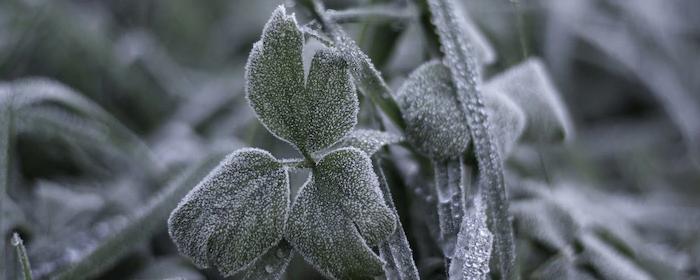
[167,148,289,276]
[246,6,357,155]
[286,148,396,280]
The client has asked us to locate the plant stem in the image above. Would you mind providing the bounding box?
[373,157,420,280]
[281,158,314,170]
[11,232,32,280]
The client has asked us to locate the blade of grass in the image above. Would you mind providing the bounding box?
[374,157,420,280]
[426,0,517,278]
[11,232,32,280]
[0,89,13,280]
[53,150,228,280]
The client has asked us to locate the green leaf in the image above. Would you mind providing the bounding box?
[511,199,578,252]
[484,58,573,143]
[168,148,289,276]
[336,129,403,156]
[396,60,471,160]
[311,1,406,130]
[6,78,157,168]
[54,150,228,280]
[246,6,358,154]
[286,147,396,280]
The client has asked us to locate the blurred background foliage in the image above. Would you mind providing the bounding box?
[1,0,699,279]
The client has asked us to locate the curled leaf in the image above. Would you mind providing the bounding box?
[483,90,526,156]
[246,6,357,154]
[484,58,573,143]
[336,129,403,156]
[396,60,470,160]
[286,147,396,280]
[168,148,289,276]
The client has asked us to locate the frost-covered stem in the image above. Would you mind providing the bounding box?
[54,151,227,280]
[373,157,420,280]
[11,233,32,280]
[427,0,516,278]
[433,158,464,257]
[281,158,315,170]
[327,5,416,24]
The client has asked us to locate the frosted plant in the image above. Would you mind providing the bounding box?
[168,6,396,279]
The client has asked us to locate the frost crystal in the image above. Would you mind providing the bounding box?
[484,58,573,143]
[246,6,358,154]
[286,148,396,280]
[397,61,471,160]
[336,129,403,156]
[167,148,289,276]
[448,197,493,280]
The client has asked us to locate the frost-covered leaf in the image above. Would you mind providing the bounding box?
[483,90,526,157]
[484,58,573,143]
[54,151,228,280]
[511,199,578,252]
[246,6,358,154]
[237,240,293,280]
[312,1,406,129]
[448,197,492,280]
[396,61,470,160]
[168,148,289,276]
[336,129,403,156]
[286,147,395,280]
[427,0,516,277]
[579,233,653,280]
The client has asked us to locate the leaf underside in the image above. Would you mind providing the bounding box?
[168,148,289,276]
[286,148,396,280]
